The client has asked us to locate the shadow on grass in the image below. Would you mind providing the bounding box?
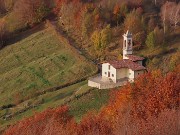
[53,91,74,102]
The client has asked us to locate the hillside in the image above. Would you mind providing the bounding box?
[3,66,180,135]
[0,24,98,131]
[0,0,179,134]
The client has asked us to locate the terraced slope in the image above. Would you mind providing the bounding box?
[0,26,97,107]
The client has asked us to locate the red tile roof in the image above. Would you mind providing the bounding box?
[126,55,145,61]
[108,59,146,71]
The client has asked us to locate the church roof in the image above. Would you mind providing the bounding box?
[126,55,145,61]
[108,59,146,71]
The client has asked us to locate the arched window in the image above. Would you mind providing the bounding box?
[128,40,131,49]
[128,40,131,46]
[124,40,126,48]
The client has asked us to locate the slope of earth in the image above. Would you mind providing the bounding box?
[138,29,180,73]
[0,79,110,132]
[0,25,97,129]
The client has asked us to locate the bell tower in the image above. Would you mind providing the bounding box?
[123,30,133,59]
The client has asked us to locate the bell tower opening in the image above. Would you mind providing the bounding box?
[122,30,133,59]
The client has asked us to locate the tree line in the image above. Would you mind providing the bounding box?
[0,0,179,52]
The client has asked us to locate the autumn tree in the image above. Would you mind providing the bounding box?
[0,19,7,48]
[0,0,6,14]
[146,31,156,49]
[53,0,68,15]
[91,30,101,52]
[102,65,179,134]
[13,0,50,27]
[3,106,76,135]
[0,0,15,13]
[77,112,113,135]
[113,4,121,26]
[101,24,111,48]
[154,26,164,45]
[148,17,157,32]
[58,1,82,32]
[133,31,146,49]
[161,2,180,33]
[113,2,128,26]
[91,25,112,55]
[81,13,93,37]
[124,9,145,47]
[124,9,143,34]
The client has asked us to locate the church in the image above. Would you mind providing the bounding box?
[88,30,147,89]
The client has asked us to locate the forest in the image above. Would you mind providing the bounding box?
[0,0,179,134]
[0,0,179,71]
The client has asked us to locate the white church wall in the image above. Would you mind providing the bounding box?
[110,66,117,83]
[102,63,109,78]
[128,69,134,82]
[116,68,129,79]
[102,63,117,83]
[134,70,145,78]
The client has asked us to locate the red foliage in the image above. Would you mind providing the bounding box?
[53,0,81,15]
[77,112,113,135]
[53,0,69,14]
[4,106,76,135]
[4,65,180,135]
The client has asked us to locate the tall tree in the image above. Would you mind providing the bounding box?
[13,0,50,27]
[161,2,180,33]
[100,24,111,49]
[124,10,143,33]
[146,31,156,49]
[91,25,112,53]
[81,13,93,37]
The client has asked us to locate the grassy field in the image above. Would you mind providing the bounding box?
[0,25,99,130]
[0,26,96,106]
[0,80,111,131]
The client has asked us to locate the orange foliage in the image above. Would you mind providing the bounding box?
[4,65,180,135]
[113,4,120,15]
[53,0,69,14]
[4,106,76,135]
[77,112,113,135]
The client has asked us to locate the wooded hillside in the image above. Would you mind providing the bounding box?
[3,65,180,135]
[0,0,179,134]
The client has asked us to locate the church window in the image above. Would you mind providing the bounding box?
[128,40,131,45]
[105,72,107,74]
[124,40,126,47]
[112,74,114,77]
[109,65,110,70]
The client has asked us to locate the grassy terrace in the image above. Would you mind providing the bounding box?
[0,26,98,130]
[0,26,96,106]
[0,81,110,130]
